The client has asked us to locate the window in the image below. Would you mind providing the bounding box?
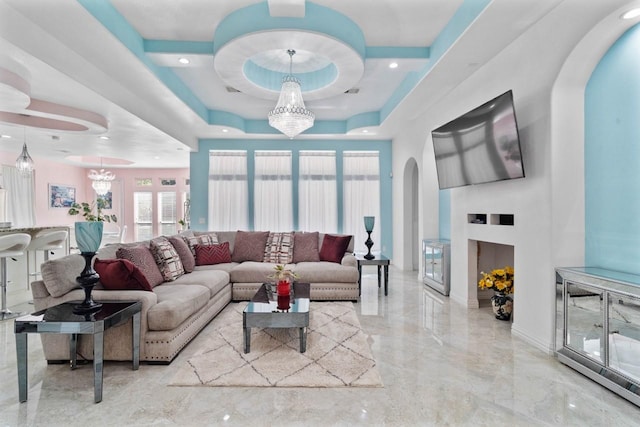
[298,151,337,232]
[158,192,177,236]
[254,151,293,231]
[343,151,381,254]
[133,192,153,241]
[208,151,248,230]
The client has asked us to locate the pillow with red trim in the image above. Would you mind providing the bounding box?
[231,230,269,262]
[116,245,164,287]
[292,231,320,263]
[319,234,352,264]
[195,242,232,265]
[94,258,153,292]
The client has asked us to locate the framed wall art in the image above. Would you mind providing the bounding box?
[49,184,76,208]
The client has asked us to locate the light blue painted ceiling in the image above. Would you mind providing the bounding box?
[79,0,487,137]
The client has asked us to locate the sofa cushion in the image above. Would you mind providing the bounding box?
[94,258,153,292]
[263,232,294,263]
[195,242,232,265]
[293,261,360,283]
[170,269,230,298]
[116,245,164,288]
[292,231,320,263]
[319,234,352,263]
[147,284,210,331]
[183,233,218,257]
[40,254,84,297]
[230,261,288,283]
[231,231,269,262]
[167,235,195,273]
[150,237,185,282]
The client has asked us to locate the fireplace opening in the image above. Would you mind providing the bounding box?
[471,240,514,302]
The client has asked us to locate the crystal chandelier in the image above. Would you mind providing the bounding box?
[268,49,315,139]
[15,129,34,176]
[88,159,115,196]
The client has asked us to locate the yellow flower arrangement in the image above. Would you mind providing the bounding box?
[478,266,514,295]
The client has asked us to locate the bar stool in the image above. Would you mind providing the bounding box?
[25,229,69,286]
[0,233,31,320]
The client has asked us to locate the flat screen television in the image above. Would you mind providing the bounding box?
[431,90,525,190]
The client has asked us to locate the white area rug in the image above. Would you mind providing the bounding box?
[169,301,383,388]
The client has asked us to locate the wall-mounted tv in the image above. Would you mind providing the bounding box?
[431,90,525,190]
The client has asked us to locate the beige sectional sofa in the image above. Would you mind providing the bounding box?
[30,230,358,364]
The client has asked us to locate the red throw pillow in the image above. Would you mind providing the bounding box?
[195,242,232,266]
[319,234,352,263]
[94,258,153,292]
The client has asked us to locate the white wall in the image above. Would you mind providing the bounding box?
[391,0,633,353]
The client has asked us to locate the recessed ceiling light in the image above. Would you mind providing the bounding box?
[622,8,640,19]
[178,57,190,64]
[153,156,160,159]
[99,136,110,140]
[362,129,369,133]
[389,62,399,69]
[222,128,229,133]
[0,134,11,139]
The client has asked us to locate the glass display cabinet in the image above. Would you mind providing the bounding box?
[556,267,640,407]
[422,239,450,296]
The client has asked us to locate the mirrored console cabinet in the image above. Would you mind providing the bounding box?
[422,239,450,296]
[556,267,640,407]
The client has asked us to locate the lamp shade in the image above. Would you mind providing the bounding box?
[364,216,375,232]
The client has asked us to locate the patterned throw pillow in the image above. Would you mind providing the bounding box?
[182,233,219,257]
[263,232,294,263]
[195,242,232,265]
[116,245,164,287]
[231,230,270,262]
[150,237,185,282]
[167,235,196,273]
[319,234,352,264]
[292,231,320,263]
[94,258,153,292]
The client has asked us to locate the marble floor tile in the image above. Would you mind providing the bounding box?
[0,268,638,426]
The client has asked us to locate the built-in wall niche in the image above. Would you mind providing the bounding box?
[490,214,514,226]
[467,213,514,226]
[474,240,514,301]
[468,213,487,224]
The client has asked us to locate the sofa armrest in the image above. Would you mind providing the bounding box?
[341,253,357,268]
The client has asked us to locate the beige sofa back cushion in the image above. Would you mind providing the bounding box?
[41,255,85,297]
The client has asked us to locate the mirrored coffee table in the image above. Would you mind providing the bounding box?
[243,282,310,353]
[14,301,141,403]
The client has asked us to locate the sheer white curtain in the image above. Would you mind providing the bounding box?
[343,151,380,254]
[298,151,337,232]
[254,151,293,231]
[1,165,35,228]
[208,151,248,230]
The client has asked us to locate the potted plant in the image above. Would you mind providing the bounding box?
[478,266,514,321]
[269,264,298,296]
[68,198,117,253]
[67,198,118,313]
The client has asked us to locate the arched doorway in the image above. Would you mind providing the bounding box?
[403,158,419,271]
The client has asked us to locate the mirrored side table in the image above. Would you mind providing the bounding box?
[14,300,141,403]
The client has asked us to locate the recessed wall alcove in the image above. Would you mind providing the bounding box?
[471,241,514,302]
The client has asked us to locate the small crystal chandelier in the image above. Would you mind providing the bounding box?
[16,128,34,176]
[268,49,315,139]
[88,159,115,196]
